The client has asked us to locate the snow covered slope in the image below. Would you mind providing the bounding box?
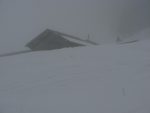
[130,28,150,40]
[116,28,150,44]
[0,38,150,113]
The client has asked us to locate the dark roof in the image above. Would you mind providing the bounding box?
[26,29,85,51]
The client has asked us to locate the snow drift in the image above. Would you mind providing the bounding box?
[0,31,150,113]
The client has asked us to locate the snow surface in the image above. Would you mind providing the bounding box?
[130,28,150,40]
[0,31,150,113]
[116,28,150,44]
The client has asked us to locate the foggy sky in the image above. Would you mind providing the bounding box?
[0,0,150,53]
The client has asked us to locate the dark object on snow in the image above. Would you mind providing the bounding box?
[26,29,98,51]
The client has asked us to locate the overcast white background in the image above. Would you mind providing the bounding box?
[0,0,150,53]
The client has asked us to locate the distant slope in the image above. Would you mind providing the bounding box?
[0,39,150,113]
[116,28,150,44]
[130,28,150,40]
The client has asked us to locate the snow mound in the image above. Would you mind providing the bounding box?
[131,28,150,40]
[116,28,150,44]
[0,39,150,113]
